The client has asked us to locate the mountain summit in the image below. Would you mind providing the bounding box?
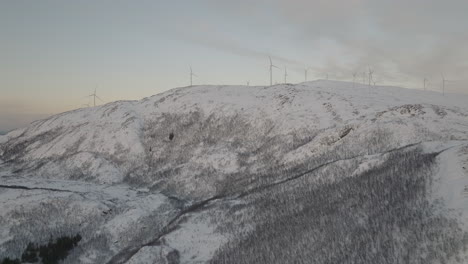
[1,80,468,263]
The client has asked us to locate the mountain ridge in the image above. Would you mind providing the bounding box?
[1,80,468,263]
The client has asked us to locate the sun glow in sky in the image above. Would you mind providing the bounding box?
[1,0,468,131]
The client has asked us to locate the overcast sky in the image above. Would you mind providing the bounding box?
[1,0,468,131]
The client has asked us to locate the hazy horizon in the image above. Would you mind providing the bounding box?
[2,0,468,132]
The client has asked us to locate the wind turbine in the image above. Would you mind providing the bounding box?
[269,56,280,86]
[424,77,428,90]
[87,88,103,107]
[304,67,312,82]
[368,67,374,87]
[352,72,358,88]
[284,67,288,84]
[441,73,449,96]
[190,66,197,86]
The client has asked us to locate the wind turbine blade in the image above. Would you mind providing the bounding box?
[272,65,280,69]
[269,56,272,65]
[95,95,104,102]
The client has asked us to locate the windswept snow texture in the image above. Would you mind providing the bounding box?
[1,80,468,263]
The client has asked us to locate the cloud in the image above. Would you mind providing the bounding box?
[168,17,305,67]
[274,0,468,88]
[188,0,468,91]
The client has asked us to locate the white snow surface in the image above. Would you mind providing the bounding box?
[3,81,468,161]
[1,80,468,263]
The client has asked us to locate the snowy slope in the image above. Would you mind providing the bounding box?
[1,80,468,263]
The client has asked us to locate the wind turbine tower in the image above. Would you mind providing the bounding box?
[441,74,448,96]
[352,72,358,89]
[368,67,374,87]
[190,66,197,86]
[88,88,103,107]
[284,67,288,84]
[424,77,428,90]
[269,56,279,86]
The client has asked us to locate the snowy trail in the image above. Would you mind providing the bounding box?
[433,143,468,230]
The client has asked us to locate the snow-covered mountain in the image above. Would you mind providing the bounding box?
[1,80,468,263]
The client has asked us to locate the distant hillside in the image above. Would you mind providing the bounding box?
[1,80,468,264]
